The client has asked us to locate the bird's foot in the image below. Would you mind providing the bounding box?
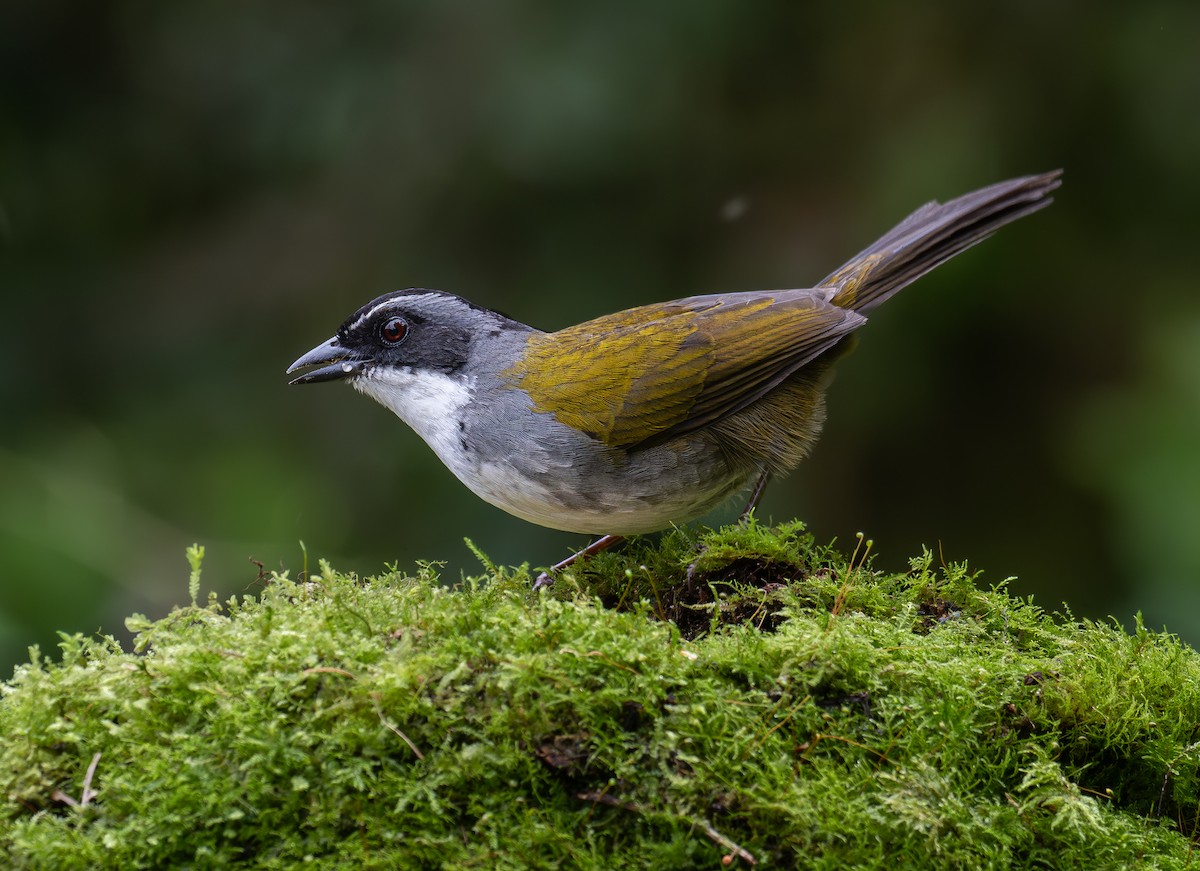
[533,533,625,589]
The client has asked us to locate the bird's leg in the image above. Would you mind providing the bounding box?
[738,468,772,522]
[534,534,625,589]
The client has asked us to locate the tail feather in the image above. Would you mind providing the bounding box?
[824,170,1062,314]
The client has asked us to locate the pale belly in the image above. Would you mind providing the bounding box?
[455,453,752,535]
[351,366,755,535]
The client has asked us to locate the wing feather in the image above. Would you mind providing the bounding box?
[506,291,864,449]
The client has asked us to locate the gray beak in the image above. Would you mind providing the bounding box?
[286,337,367,385]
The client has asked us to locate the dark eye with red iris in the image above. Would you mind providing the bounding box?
[380,316,409,345]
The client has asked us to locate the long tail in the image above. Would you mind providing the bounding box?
[823,170,1062,314]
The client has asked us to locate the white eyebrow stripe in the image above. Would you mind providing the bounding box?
[346,301,396,333]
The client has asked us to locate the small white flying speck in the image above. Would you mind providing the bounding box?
[720,196,749,222]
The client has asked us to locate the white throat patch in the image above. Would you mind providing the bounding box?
[351,366,475,475]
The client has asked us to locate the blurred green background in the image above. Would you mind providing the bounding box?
[3,2,1199,674]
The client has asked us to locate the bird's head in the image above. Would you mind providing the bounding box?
[286,288,525,388]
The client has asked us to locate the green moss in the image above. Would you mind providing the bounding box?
[2,522,1199,869]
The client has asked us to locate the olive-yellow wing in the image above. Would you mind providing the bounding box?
[506,290,863,449]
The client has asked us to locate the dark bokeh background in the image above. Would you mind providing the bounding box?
[3,2,1199,675]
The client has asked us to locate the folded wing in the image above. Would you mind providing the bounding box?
[507,290,864,449]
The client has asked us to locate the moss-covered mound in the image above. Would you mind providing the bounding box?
[2,522,1199,869]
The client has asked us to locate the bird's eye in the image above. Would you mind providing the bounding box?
[380,316,409,345]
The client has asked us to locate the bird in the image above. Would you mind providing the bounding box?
[288,170,1061,585]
